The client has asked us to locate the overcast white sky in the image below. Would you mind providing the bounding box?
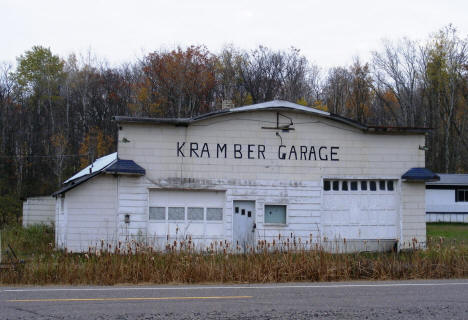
[1,0,467,69]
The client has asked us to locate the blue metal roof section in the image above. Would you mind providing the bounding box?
[105,159,146,175]
[402,168,440,182]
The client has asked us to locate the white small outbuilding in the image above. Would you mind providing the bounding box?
[426,174,468,223]
[53,100,438,252]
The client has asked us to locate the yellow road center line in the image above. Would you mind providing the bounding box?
[8,295,253,303]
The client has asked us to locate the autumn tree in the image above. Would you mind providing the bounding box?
[79,127,114,168]
[141,46,217,117]
[424,26,468,172]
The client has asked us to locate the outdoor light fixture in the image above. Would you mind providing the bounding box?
[262,112,295,131]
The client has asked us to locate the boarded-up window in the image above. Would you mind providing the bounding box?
[206,208,223,221]
[168,207,185,220]
[264,205,286,224]
[149,207,165,220]
[187,207,204,220]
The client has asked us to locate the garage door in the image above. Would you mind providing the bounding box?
[147,189,226,248]
[322,179,398,240]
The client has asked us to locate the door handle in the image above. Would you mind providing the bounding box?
[252,223,256,232]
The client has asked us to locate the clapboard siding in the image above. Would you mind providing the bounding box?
[113,110,426,251]
[59,175,117,252]
[22,197,55,226]
[57,108,427,252]
[118,111,425,183]
[400,183,426,248]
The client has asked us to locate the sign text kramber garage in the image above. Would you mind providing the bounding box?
[177,142,339,161]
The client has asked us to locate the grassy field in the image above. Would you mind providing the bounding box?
[0,223,466,285]
[427,223,468,242]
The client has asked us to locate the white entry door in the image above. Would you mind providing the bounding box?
[233,200,256,251]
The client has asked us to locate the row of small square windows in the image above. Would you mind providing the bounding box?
[149,207,223,221]
[324,180,395,192]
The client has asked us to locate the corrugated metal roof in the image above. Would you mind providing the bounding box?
[402,168,440,182]
[113,100,428,134]
[426,174,468,185]
[64,152,117,183]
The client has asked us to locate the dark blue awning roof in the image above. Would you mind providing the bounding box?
[402,168,439,182]
[104,159,145,175]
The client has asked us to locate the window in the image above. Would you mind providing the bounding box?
[379,180,386,190]
[456,189,468,202]
[351,181,358,191]
[168,207,185,220]
[361,181,367,191]
[149,207,165,220]
[342,181,348,191]
[387,180,394,191]
[264,205,286,224]
[332,181,339,191]
[370,181,377,191]
[324,180,331,191]
[207,208,223,221]
[187,207,203,221]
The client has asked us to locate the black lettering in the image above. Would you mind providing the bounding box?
[278,145,286,160]
[258,144,266,159]
[330,146,339,161]
[308,146,317,160]
[234,144,242,159]
[300,146,307,160]
[248,144,255,159]
[319,146,328,160]
[217,144,227,158]
[177,142,185,157]
[200,143,210,158]
[190,142,199,158]
[288,145,298,160]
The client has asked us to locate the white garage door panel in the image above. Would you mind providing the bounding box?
[148,190,226,243]
[186,223,204,235]
[322,191,398,240]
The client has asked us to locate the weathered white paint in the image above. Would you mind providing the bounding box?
[55,107,427,252]
[22,196,55,227]
[55,175,118,252]
[145,189,225,248]
[425,188,468,223]
[322,186,399,241]
[400,183,426,249]
[233,200,256,251]
[115,109,426,251]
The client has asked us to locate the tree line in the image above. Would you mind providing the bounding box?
[0,25,467,224]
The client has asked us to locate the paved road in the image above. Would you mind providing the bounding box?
[1,280,467,319]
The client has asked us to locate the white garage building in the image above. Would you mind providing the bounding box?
[53,100,438,252]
